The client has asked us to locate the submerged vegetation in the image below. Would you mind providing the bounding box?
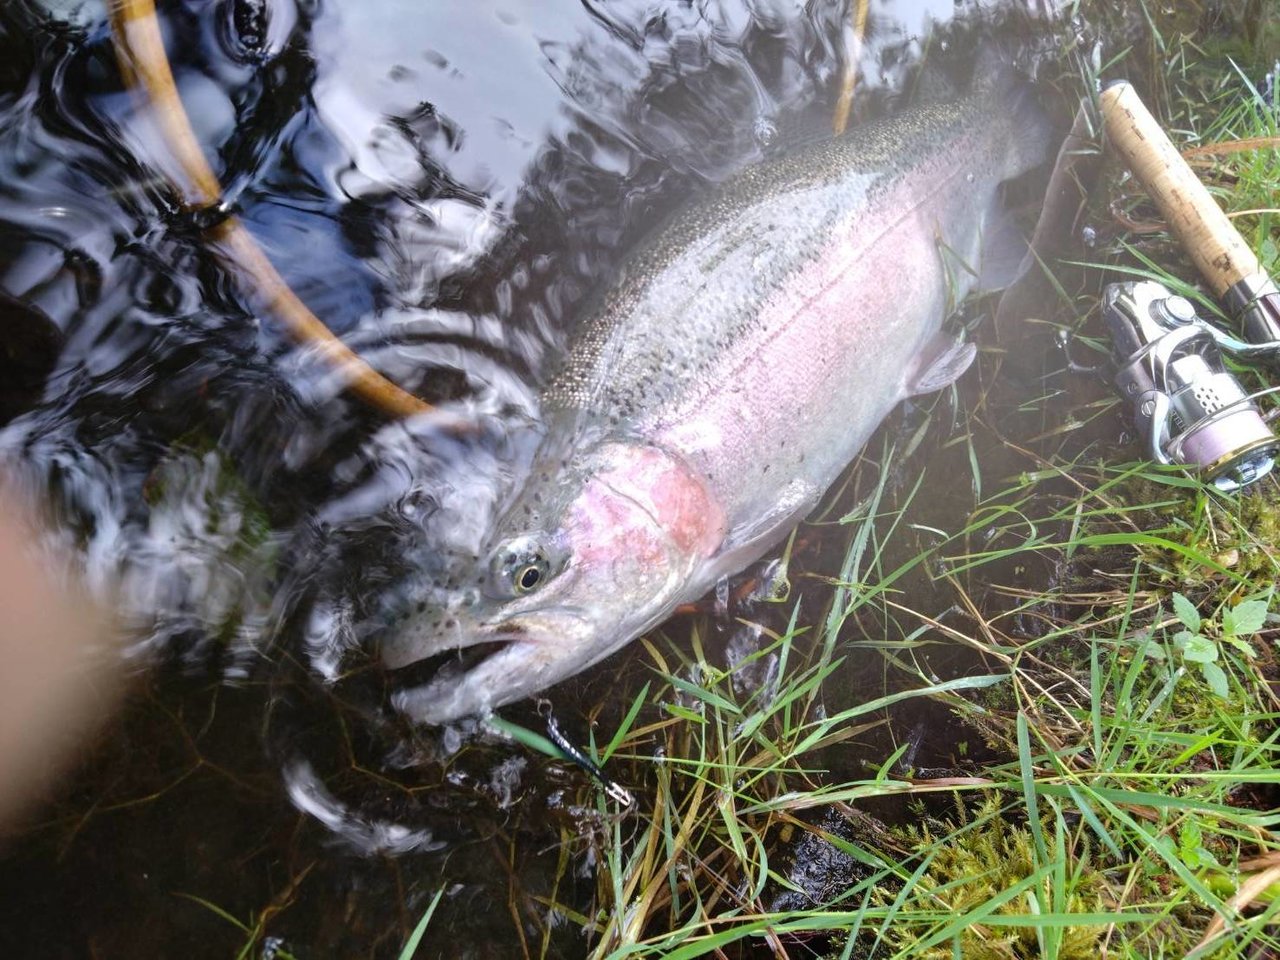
[479,4,1280,958]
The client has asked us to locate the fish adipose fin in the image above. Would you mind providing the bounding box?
[906,335,976,397]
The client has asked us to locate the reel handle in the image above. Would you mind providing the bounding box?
[1099,81,1260,297]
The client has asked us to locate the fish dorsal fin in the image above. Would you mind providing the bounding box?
[976,208,1034,294]
[906,336,976,397]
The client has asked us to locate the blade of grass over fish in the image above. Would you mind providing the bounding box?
[397,887,445,960]
[823,442,895,646]
[486,715,561,760]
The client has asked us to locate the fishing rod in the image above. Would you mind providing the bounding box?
[1100,81,1280,346]
[1095,80,1280,491]
[109,0,437,421]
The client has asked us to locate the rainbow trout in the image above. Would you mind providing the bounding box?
[386,78,1050,723]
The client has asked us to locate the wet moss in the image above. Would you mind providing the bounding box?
[1111,474,1280,586]
[871,797,1115,960]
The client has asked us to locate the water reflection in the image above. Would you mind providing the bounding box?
[1,0,1047,699]
[0,0,1065,955]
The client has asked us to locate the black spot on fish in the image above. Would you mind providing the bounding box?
[417,601,427,613]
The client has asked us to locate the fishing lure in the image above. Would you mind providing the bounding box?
[538,701,634,808]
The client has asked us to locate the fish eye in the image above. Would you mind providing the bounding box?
[489,534,557,598]
[514,563,544,594]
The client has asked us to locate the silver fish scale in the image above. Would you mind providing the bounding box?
[542,94,997,429]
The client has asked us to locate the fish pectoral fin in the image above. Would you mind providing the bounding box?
[709,480,817,581]
[906,336,976,397]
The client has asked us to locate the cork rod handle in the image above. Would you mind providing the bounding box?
[1099,81,1260,297]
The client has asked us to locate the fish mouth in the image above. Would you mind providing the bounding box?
[387,636,513,695]
[377,601,547,670]
[385,609,595,723]
[382,610,577,681]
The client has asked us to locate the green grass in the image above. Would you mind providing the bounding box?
[530,454,1280,958]
[398,888,446,960]
[491,5,1280,957]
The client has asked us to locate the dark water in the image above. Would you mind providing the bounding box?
[0,0,1204,956]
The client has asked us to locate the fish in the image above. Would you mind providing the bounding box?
[384,72,1051,724]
